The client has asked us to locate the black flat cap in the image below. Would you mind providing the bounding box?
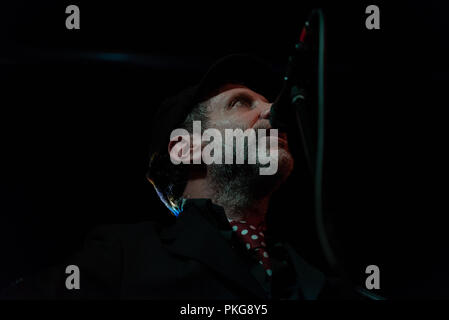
[148,54,282,165]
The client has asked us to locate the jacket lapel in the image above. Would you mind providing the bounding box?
[283,242,326,300]
[160,204,267,299]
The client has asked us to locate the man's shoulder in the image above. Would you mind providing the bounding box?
[282,242,385,300]
[0,220,173,299]
[319,276,385,300]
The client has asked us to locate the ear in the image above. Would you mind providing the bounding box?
[168,129,204,165]
[168,131,191,165]
[190,132,203,164]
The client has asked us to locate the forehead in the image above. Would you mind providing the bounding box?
[203,83,269,105]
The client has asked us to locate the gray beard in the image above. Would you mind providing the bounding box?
[207,140,293,217]
[208,161,260,215]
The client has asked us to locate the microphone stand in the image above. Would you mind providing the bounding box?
[273,8,340,273]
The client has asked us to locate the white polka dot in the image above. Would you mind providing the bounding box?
[259,232,264,236]
[240,220,246,223]
[232,225,238,231]
[261,241,266,246]
[241,229,248,235]
[249,225,256,230]
[259,260,263,265]
[251,234,258,240]
[246,243,251,250]
[263,252,269,258]
[266,269,272,276]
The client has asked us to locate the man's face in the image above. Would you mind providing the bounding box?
[206,83,272,130]
[203,83,294,194]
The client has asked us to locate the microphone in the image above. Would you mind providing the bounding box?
[270,10,322,174]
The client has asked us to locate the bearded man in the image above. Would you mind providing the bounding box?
[1,55,379,300]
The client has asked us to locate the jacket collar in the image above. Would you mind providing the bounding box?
[160,199,267,298]
[159,198,326,300]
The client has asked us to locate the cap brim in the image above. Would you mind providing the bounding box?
[195,54,282,103]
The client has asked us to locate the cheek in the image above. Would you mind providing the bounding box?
[211,111,258,131]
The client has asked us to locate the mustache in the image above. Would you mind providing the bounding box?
[251,119,272,131]
[252,119,288,141]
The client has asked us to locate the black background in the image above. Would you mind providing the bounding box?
[0,1,448,298]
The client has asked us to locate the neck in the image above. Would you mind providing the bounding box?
[183,175,271,225]
[223,197,270,226]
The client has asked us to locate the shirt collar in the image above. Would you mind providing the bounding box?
[182,198,232,231]
[182,198,276,246]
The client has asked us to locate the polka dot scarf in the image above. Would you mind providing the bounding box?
[228,220,272,277]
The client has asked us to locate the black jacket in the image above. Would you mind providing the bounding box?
[2,199,381,300]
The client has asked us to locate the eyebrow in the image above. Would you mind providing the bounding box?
[226,89,268,106]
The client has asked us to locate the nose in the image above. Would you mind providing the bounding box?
[259,103,272,120]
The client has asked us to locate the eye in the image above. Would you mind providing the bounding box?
[229,96,251,109]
